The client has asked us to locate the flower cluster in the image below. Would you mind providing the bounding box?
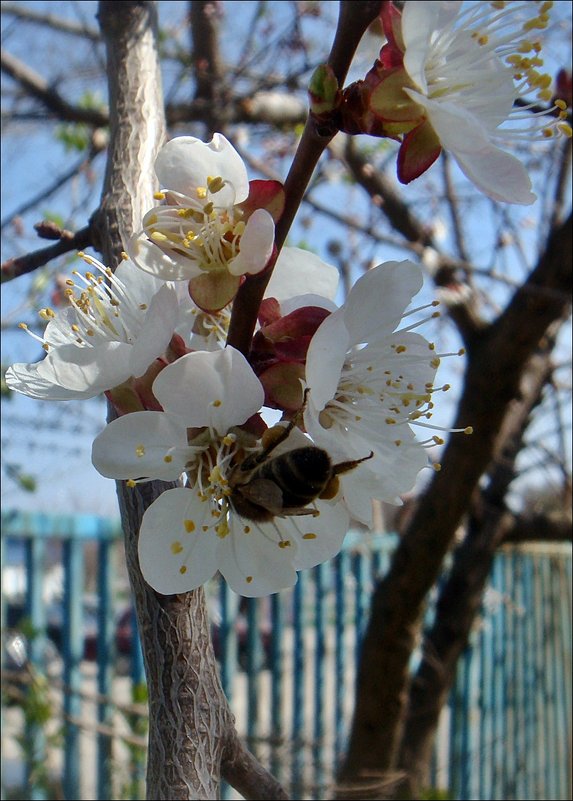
[326,0,572,204]
[27,0,572,596]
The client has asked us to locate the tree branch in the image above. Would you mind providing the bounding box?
[1,48,109,126]
[226,0,383,357]
[1,225,93,283]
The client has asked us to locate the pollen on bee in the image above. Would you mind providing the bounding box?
[171,541,183,554]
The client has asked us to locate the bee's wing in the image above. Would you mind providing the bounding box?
[237,478,284,514]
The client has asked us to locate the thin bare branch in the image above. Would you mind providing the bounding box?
[1,48,109,126]
[1,2,101,41]
[1,225,92,282]
[0,145,104,233]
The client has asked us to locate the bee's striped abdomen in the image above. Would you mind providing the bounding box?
[256,447,332,508]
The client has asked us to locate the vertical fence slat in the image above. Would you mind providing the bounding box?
[291,572,306,799]
[312,562,327,800]
[62,532,84,800]
[24,531,47,801]
[270,591,285,782]
[96,530,114,801]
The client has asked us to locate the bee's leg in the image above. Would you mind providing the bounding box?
[332,451,374,476]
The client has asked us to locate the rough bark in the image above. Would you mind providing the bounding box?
[91,4,234,798]
[337,215,572,797]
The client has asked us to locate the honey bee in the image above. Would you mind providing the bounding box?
[228,394,373,523]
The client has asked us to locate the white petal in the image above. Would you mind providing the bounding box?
[128,233,201,282]
[138,488,220,594]
[304,310,348,411]
[288,499,350,570]
[401,2,441,94]
[114,257,166,307]
[152,347,264,432]
[35,342,132,393]
[227,209,275,276]
[91,411,191,480]
[405,93,535,204]
[265,247,339,302]
[218,515,297,596]
[449,144,535,205]
[155,134,249,206]
[342,261,423,344]
[5,362,98,401]
[280,294,338,315]
[130,285,179,377]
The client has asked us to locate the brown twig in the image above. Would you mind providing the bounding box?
[1,225,93,283]
[226,0,383,357]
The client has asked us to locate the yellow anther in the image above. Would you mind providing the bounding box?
[243,526,251,534]
[464,427,474,435]
[196,186,208,200]
[302,533,317,540]
[385,417,397,425]
[212,399,222,407]
[433,463,442,472]
[163,455,173,463]
[153,191,166,200]
[127,479,137,488]
[555,99,567,111]
[207,176,225,193]
[150,231,168,243]
[135,445,145,457]
[246,576,253,584]
[171,541,183,554]
[278,540,291,549]
[558,123,573,138]
[18,322,29,330]
[179,565,188,575]
[233,220,246,237]
[184,519,196,533]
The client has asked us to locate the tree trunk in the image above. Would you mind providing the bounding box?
[337,216,572,798]
[398,336,557,794]
[93,4,233,797]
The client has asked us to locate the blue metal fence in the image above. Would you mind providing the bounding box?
[1,510,571,801]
